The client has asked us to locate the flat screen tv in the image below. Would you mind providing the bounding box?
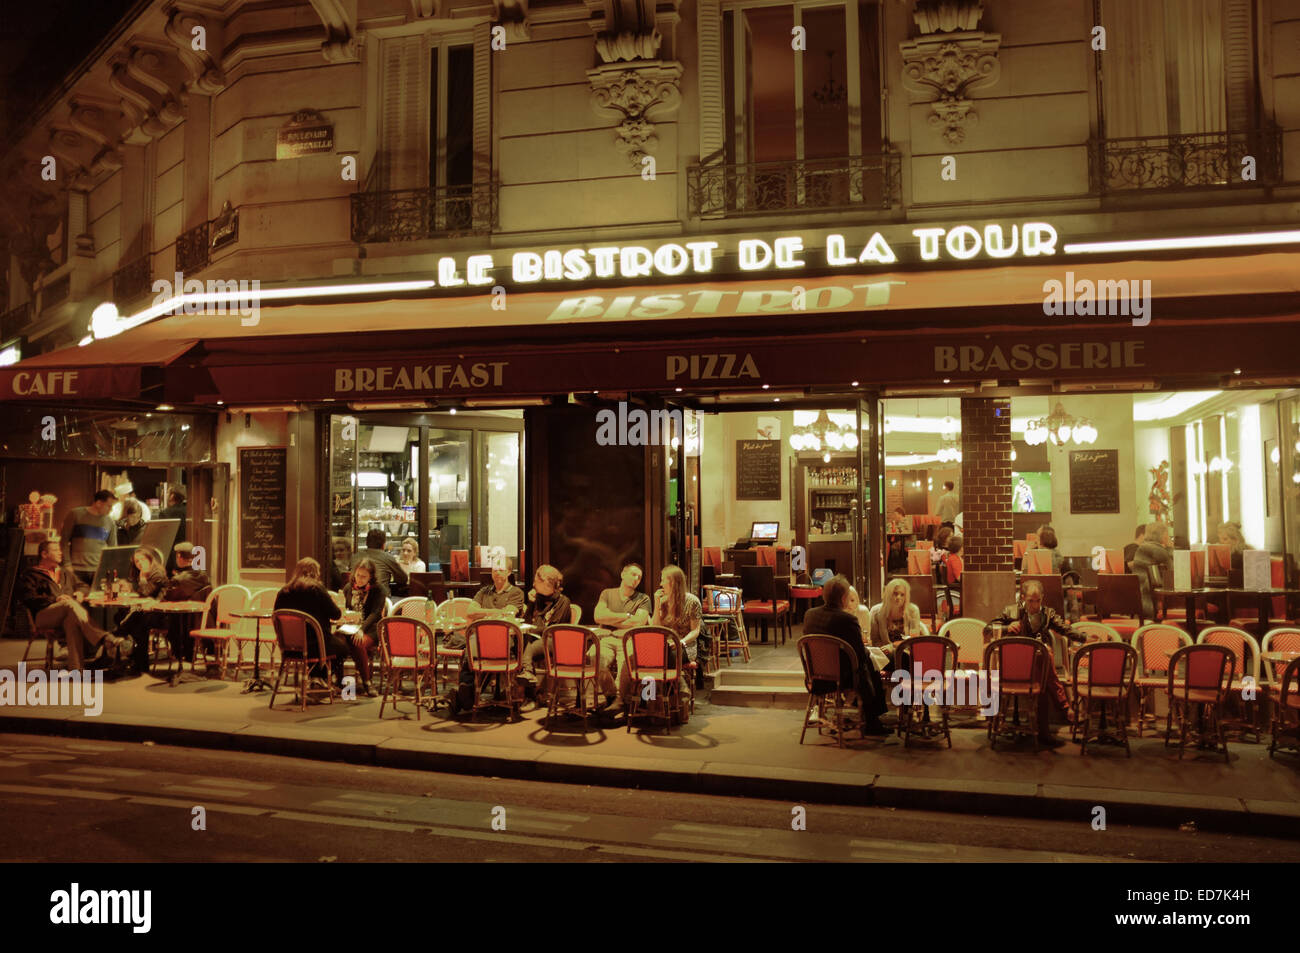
[1010,471,1051,514]
[749,521,779,542]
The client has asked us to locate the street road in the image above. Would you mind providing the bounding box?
[0,733,1296,863]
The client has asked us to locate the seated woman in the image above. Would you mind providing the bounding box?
[397,536,426,576]
[989,579,1085,747]
[1132,521,1174,621]
[116,546,173,675]
[803,575,888,735]
[274,557,346,690]
[867,577,924,670]
[1034,524,1072,575]
[519,564,573,694]
[617,565,701,721]
[338,558,387,696]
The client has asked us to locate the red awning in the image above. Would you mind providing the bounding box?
[0,335,201,402]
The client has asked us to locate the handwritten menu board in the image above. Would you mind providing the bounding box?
[240,446,287,570]
[736,440,781,500]
[1069,449,1120,514]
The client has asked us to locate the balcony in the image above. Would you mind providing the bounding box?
[176,220,210,274]
[1089,124,1282,195]
[687,151,903,218]
[350,181,498,244]
[113,254,153,304]
[1,302,31,342]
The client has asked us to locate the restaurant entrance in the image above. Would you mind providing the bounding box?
[665,392,884,620]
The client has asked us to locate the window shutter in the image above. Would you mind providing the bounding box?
[697,0,725,164]
[473,23,492,186]
[1222,0,1255,132]
[380,35,429,191]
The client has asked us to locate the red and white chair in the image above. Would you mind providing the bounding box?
[190,583,249,678]
[1166,643,1233,760]
[1198,625,1261,741]
[1131,623,1191,736]
[377,615,435,720]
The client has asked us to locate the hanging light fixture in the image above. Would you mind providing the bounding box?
[810,49,847,108]
[1024,402,1097,448]
[790,410,857,454]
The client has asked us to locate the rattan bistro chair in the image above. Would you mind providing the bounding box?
[1071,641,1138,755]
[541,624,601,730]
[269,609,337,711]
[465,619,526,722]
[377,615,435,719]
[797,634,859,748]
[1166,643,1234,761]
[1269,656,1300,759]
[1131,624,1192,736]
[893,635,959,748]
[190,583,249,678]
[983,637,1053,751]
[623,626,691,735]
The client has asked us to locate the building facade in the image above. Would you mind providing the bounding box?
[2,0,1299,613]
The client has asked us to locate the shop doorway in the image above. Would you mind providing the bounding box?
[666,393,882,634]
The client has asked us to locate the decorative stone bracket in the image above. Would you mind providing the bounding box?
[900,32,1001,145]
[493,0,531,41]
[587,61,682,168]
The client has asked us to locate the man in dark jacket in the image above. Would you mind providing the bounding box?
[18,539,120,669]
[351,529,407,595]
[802,574,889,735]
[162,542,212,662]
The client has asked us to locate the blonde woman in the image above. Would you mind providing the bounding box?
[397,537,426,575]
[868,577,923,651]
[617,565,701,718]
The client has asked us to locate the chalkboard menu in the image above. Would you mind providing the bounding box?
[240,446,287,570]
[736,440,781,500]
[1069,449,1120,514]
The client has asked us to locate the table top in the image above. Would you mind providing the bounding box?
[230,610,272,619]
[1262,651,1300,662]
[1224,587,1300,596]
[150,600,208,613]
[86,593,150,607]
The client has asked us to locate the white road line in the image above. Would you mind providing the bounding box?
[850,850,931,862]
[670,823,761,838]
[271,811,421,833]
[652,832,757,849]
[508,808,591,822]
[62,744,121,752]
[192,777,276,790]
[850,838,950,854]
[63,766,146,777]
[12,753,75,761]
[308,799,401,814]
[506,819,574,832]
[0,782,120,801]
[0,760,32,767]
[38,773,114,784]
[336,792,415,803]
[161,785,252,798]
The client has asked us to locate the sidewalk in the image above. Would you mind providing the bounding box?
[2,641,1298,836]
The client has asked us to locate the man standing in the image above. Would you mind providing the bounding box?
[60,490,118,586]
[592,563,651,709]
[18,540,121,669]
[351,529,407,595]
[936,481,960,528]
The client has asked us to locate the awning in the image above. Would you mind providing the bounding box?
[0,335,200,402]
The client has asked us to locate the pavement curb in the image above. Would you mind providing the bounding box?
[2,712,1297,838]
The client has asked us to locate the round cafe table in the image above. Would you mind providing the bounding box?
[231,609,274,693]
[148,600,211,685]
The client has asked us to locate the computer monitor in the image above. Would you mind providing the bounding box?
[749,521,779,542]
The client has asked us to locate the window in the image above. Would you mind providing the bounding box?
[1093,0,1273,191]
[696,0,890,215]
[359,30,493,240]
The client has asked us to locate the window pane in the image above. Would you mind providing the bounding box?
[744,5,795,162]
[802,5,848,160]
[356,424,420,560]
[859,0,882,151]
[428,428,471,569]
[477,432,520,571]
[446,45,475,188]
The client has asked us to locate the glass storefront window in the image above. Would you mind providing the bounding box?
[477,431,520,570]
[428,428,470,570]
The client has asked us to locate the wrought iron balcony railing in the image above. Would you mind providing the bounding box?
[176,220,210,274]
[687,151,902,218]
[113,254,153,304]
[1089,124,1282,194]
[0,301,31,342]
[350,181,499,243]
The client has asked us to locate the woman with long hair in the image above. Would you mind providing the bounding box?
[114,546,171,674]
[274,557,348,690]
[867,577,924,657]
[615,565,701,720]
[338,558,387,696]
[397,537,426,575]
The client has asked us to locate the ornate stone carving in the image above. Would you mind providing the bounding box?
[585,0,680,63]
[163,4,227,93]
[913,0,984,34]
[308,0,358,62]
[900,18,1000,145]
[68,98,128,174]
[492,0,531,41]
[587,61,682,167]
[110,45,187,139]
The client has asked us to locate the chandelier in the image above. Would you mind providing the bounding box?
[789,410,858,454]
[936,414,961,462]
[1024,402,1097,447]
[811,50,847,108]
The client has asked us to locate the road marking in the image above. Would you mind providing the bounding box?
[336,792,414,804]
[63,766,146,777]
[38,773,114,784]
[63,744,122,753]
[670,822,760,838]
[850,838,950,854]
[0,760,32,767]
[506,819,573,832]
[271,810,421,833]
[192,777,276,790]
[161,784,252,798]
[652,832,755,849]
[508,807,591,822]
[0,782,120,802]
[308,799,401,814]
[10,753,75,761]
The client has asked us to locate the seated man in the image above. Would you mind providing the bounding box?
[592,563,651,709]
[519,565,572,694]
[18,539,121,669]
[988,579,1085,747]
[468,559,526,619]
[802,574,889,735]
[163,541,212,662]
